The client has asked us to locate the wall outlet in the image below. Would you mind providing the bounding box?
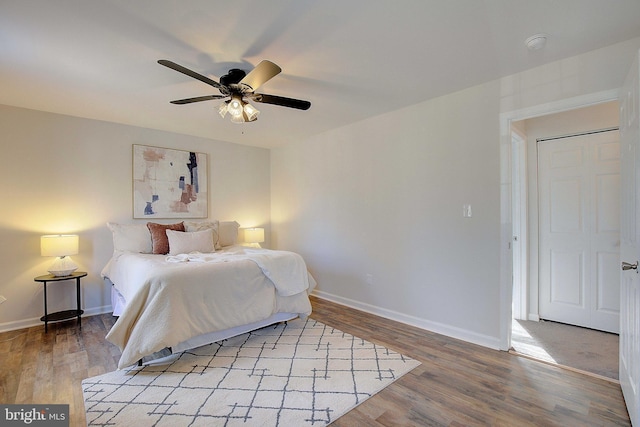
[463,204,473,218]
[0,295,6,304]
[365,274,374,285]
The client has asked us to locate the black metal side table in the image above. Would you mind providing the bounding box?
[34,271,86,332]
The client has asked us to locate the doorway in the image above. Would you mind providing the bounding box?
[507,99,621,379]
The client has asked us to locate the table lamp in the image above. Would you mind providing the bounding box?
[41,234,79,276]
[244,228,265,248]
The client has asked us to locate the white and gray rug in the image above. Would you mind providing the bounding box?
[82,318,420,426]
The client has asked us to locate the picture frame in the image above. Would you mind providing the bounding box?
[132,144,208,219]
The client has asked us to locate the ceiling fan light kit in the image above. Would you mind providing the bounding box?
[158,59,310,123]
[218,96,260,124]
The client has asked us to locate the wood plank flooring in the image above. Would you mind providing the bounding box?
[0,296,631,426]
[309,297,630,426]
[0,314,119,426]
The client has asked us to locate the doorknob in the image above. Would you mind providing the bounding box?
[622,261,638,271]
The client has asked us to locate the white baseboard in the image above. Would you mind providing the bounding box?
[312,290,501,350]
[0,305,113,333]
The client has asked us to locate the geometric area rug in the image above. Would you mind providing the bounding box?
[82,318,420,426]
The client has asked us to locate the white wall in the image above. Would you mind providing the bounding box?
[271,37,640,348]
[0,105,271,331]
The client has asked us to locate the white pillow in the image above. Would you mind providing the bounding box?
[183,220,220,249]
[167,229,214,255]
[107,222,152,253]
[218,221,240,247]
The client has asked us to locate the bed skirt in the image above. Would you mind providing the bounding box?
[108,280,298,365]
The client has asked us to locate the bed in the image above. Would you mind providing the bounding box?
[102,220,316,369]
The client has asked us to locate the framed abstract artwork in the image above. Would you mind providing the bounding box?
[132,144,208,219]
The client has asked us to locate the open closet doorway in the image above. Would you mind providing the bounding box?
[510,100,621,380]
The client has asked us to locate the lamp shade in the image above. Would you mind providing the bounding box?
[244,228,265,244]
[41,235,79,257]
[227,95,244,117]
[243,103,260,122]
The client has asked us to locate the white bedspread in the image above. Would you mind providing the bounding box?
[164,246,309,297]
[102,246,314,369]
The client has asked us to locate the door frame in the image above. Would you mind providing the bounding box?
[511,129,527,321]
[498,89,620,350]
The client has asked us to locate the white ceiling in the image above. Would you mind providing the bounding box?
[2,1,640,149]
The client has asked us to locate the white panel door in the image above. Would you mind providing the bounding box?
[620,50,640,427]
[538,131,620,333]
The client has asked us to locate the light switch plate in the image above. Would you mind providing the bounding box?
[463,204,472,218]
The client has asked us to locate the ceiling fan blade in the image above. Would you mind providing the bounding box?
[158,60,226,91]
[239,60,282,91]
[169,95,227,105]
[252,93,311,110]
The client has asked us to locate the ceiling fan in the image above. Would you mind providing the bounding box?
[158,59,311,123]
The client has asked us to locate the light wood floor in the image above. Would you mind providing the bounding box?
[0,296,631,426]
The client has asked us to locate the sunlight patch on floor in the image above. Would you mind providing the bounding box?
[511,319,557,364]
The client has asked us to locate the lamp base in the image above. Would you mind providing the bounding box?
[48,256,78,277]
